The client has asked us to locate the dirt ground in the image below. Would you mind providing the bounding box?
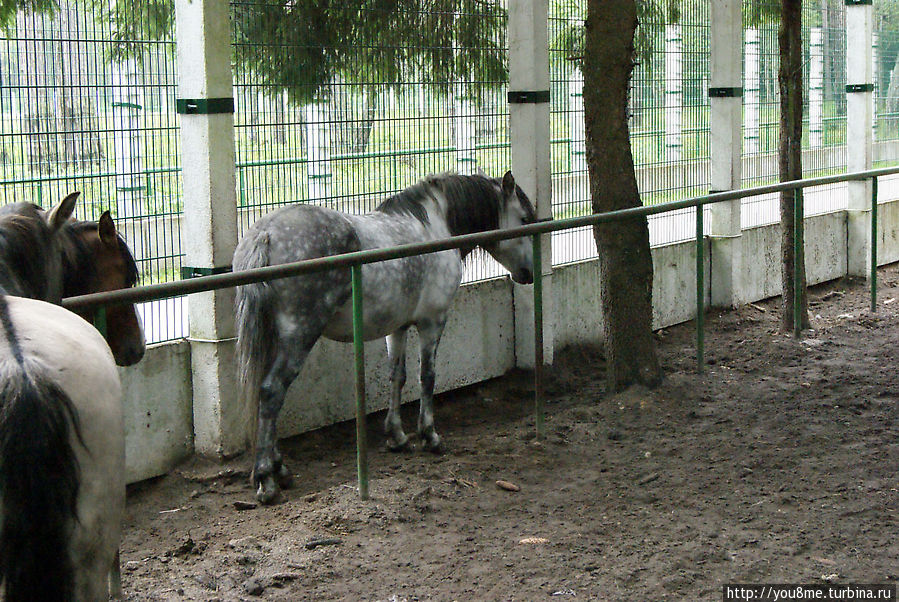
[121,265,899,601]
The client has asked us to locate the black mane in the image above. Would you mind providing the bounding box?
[376,172,537,241]
[62,221,140,296]
[59,222,99,297]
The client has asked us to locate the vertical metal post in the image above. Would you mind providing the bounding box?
[793,187,802,338]
[238,167,246,208]
[94,306,107,338]
[532,234,545,440]
[351,264,369,500]
[696,205,704,373]
[871,176,879,313]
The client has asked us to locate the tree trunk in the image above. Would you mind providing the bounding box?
[779,0,809,332]
[583,0,662,391]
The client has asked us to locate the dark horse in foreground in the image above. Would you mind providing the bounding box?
[235,171,537,503]
[0,194,145,600]
[0,194,144,365]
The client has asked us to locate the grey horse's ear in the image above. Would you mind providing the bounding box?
[501,171,515,197]
[47,191,80,232]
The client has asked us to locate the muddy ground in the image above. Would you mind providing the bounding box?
[121,265,899,601]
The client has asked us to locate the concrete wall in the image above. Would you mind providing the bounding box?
[551,239,709,348]
[120,198,899,483]
[120,341,193,483]
[277,277,516,438]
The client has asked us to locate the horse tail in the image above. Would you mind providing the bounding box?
[0,296,81,601]
[234,229,275,447]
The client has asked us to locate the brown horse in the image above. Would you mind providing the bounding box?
[60,211,145,366]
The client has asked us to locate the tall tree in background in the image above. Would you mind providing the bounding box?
[582,0,663,390]
[778,0,809,331]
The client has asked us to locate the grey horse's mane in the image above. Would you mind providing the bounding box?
[376,173,535,239]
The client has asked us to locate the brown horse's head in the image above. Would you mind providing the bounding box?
[64,212,145,366]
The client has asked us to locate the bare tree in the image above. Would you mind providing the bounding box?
[583,0,662,391]
[779,0,809,332]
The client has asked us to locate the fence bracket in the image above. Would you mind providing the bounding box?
[181,266,233,279]
[507,90,550,104]
[176,98,235,115]
[708,87,742,98]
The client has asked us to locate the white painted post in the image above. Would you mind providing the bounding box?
[508,0,552,368]
[809,27,824,149]
[305,100,332,203]
[175,0,241,456]
[110,58,146,263]
[665,24,683,163]
[744,28,761,156]
[708,0,743,308]
[846,0,875,278]
[454,84,477,174]
[569,67,586,172]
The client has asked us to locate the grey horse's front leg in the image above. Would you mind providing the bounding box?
[417,317,447,452]
[385,327,412,450]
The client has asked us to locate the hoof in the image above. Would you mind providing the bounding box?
[421,432,443,454]
[276,463,293,490]
[255,475,281,505]
[386,433,414,452]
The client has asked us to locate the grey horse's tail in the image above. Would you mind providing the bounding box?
[0,296,81,601]
[234,230,275,447]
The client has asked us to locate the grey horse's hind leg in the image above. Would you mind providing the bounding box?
[384,326,411,451]
[254,333,318,504]
[416,316,447,452]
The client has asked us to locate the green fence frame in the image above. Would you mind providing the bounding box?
[64,166,897,499]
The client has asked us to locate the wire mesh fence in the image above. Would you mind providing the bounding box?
[875,9,899,199]
[231,0,511,283]
[0,3,185,343]
[741,0,848,229]
[0,0,882,343]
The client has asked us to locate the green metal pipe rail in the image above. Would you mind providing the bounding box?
[63,166,899,499]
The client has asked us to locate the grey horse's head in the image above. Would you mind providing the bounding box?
[482,171,536,285]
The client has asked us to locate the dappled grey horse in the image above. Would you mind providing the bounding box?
[235,171,537,503]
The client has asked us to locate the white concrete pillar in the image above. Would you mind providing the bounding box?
[175,0,241,456]
[846,0,875,277]
[744,28,761,155]
[508,0,552,368]
[569,67,586,172]
[708,0,744,308]
[454,85,477,174]
[304,101,332,203]
[809,27,824,149]
[665,24,683,162]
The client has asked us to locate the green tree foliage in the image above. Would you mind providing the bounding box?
[0,0,54,29]
[3,0,508,105]
[551,0,678,69]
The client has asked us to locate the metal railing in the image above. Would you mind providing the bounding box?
[63,166,899,500]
